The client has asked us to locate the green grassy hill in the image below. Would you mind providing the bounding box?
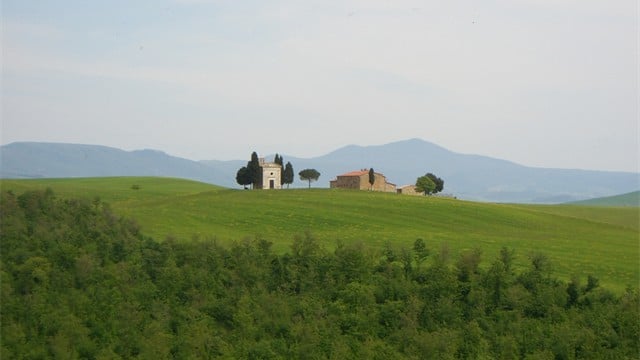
[1,177,638,292]
[567,190,640,207]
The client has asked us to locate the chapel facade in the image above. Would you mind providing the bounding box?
[258,158,282,189]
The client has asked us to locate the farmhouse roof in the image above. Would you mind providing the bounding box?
[338,170,370,177]
[338,169,390,178]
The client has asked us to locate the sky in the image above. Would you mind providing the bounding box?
[2,0,638,172]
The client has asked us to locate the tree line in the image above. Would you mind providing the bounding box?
[2,189,638,359]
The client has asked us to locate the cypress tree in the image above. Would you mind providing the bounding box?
[274,154,283,167]
[283,162,294,188]
[368,168,375,190]
[274,154,285,185]
[247,152,262,189]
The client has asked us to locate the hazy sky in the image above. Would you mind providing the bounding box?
[2,0,638,172]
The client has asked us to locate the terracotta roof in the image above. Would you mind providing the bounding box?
[338,170,369,177]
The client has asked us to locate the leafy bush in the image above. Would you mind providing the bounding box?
[1,190,638,359]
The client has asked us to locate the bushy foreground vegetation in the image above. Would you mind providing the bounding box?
[2,189,638,359]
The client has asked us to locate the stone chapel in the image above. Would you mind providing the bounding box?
[258,158,282,189]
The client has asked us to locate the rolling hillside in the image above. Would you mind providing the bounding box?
[1,177,637,292]
[2,139,639,203]
[567,190,640,207]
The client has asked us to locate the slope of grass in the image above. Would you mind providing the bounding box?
[1,177,637,292]
[568,190,640,207]
[0,177,222,203]
[510,204,640,231]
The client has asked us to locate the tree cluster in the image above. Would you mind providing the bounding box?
[416,173,444,196]
[275,154,295,189]
[236,151,260,189]
[2,189,638,359]
[236,152,294,189]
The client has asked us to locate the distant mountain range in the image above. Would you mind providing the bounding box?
[2,139,638,204]
[0,142,229,185]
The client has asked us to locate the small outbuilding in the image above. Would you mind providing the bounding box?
[397,185,422,196]
[330,169,396,193]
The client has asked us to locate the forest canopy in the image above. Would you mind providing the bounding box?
[1,189,638,359]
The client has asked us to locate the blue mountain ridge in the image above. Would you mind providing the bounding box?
[2,139,638,204]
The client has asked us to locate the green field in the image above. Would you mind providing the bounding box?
[567,190,640,207]
[1,177,638,292]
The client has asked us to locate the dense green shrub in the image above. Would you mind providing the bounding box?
[1,190,638,359]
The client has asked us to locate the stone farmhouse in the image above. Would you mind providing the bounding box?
[396,185,422,196]
[330,169,396,193]
[258,158,282,189]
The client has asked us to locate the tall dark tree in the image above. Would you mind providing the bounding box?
[247,152,262,189]
[298,169,320,188]
[283,162,294,188]
[368,168,375,191]
[274,154,285,185]
[274,154,283,167]
[426,173,444,194]
[235,167,252,189]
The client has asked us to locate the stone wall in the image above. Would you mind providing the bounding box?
[397,185,421,196]
[331,174,363,189]
[331,172,396,193]
[371,173,396,193]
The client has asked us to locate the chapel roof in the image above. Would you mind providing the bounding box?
[260,162,281,168]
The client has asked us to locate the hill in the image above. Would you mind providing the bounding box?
[566,190,640,207]
[2,139,639,203]
[0,142,230,185]
[1,177,637,293]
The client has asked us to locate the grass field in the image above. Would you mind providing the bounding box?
[567,190,640,207]
[1,177,638,292]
